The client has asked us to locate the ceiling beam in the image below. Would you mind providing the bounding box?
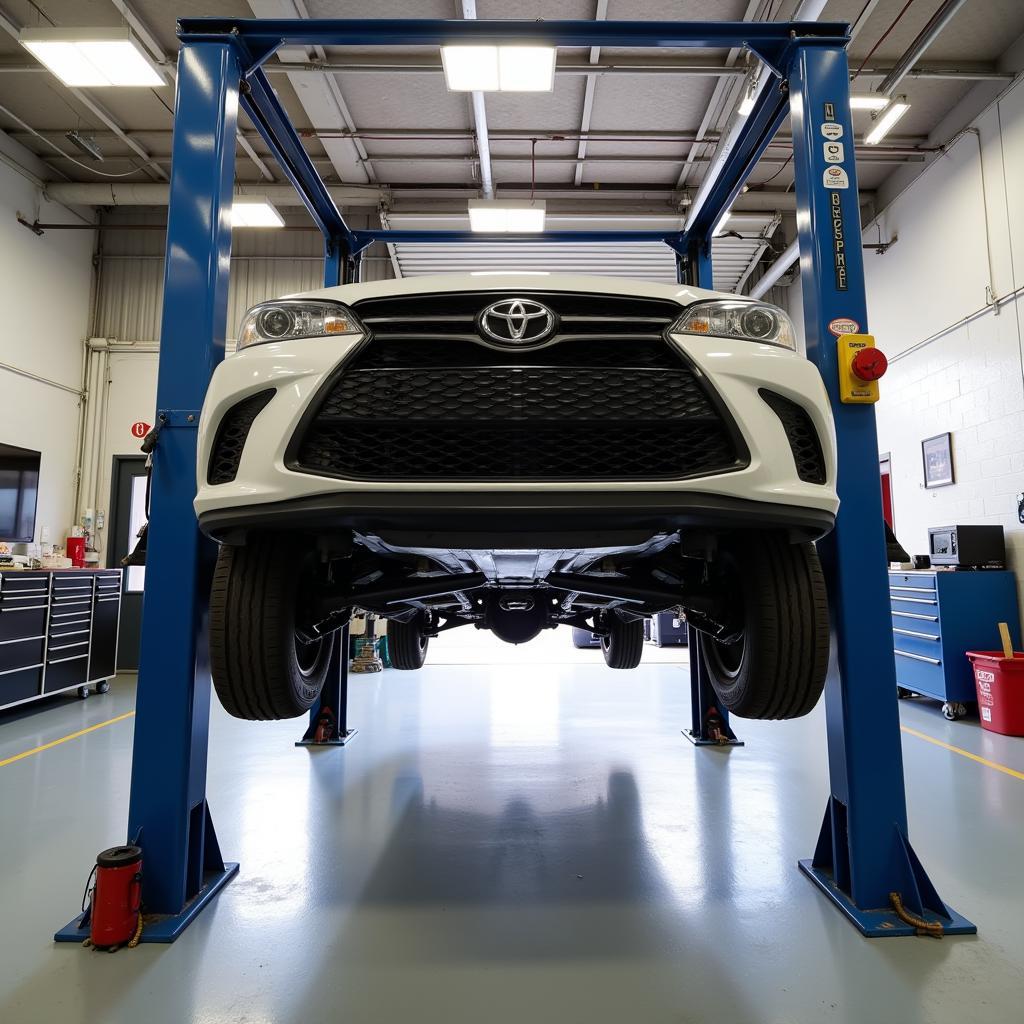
[460,0,494,199]
[573,0,608,188]
[248,0,371,185]
[108,0,273,182]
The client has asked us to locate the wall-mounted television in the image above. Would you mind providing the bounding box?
[0,443,41,543]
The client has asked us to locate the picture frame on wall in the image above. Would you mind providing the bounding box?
[921,432,954,489]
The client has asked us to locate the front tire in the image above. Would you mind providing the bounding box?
[601,612,644,669]
[701,531,829,720]
[388,617,429,670]
[209,536,334,720]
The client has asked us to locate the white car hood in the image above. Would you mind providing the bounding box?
[292,272,751,309]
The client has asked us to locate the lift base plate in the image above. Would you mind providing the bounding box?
[55,863,239,945]
[798,859,976,936]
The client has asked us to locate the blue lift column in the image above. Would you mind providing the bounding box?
[677,233,743,748]
[788,44,973,935]
[56,40,241,943]
[296,236,357,749]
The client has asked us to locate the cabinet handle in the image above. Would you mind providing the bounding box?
[48,653,88,665]
[889,595,937,605]
[0,661,43,676]
[48,640,89,652]
[890,585,936,593]
[50,629,90,639]
[96,596,120,603]
[0,605,48,613]
[893,627,940,641]
[891,611,939,622]
[0,590,49,599]
[0,634,45,645]
[895,649,941,665]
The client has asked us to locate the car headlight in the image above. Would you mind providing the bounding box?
[670,300,797,351]
[237,299,365,351]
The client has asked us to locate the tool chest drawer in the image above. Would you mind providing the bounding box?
[888,570,1020,707]
[0,569,122,711]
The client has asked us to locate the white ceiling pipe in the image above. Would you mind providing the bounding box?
[460,0,494,200]
[43,182,387,206]
[684,0,828,235]
[748,239,799,299]
[877,0,969,96]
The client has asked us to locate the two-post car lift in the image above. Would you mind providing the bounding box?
[57,15,975,943]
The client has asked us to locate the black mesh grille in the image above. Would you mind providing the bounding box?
[208,389,275,485]
[292,292,745,483]
[759,390,827,485]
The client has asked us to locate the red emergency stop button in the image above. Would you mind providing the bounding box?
[851,346,888,382]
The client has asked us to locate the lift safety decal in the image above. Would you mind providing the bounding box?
[829,192,848,292]
[823,141,845,163]
[823,166,850,189]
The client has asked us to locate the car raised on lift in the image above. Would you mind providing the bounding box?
[195,273,836,722]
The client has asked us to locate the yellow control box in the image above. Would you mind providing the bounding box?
[838,333,882,404]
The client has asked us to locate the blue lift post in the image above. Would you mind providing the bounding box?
[56,17,975,943]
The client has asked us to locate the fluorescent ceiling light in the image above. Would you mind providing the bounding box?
[20,27,164,87]
[864,98,910,145]
[850,94,890,110]
[441,45,555,92]
[468,200,546,232]
[232,199,285,228]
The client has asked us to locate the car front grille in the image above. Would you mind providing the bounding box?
[291,292,747,482]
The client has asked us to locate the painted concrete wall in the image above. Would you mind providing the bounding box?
[0,139,94,548]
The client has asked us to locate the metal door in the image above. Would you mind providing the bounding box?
[108,456,148,670]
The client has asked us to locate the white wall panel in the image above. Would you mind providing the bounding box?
[0,154,93,546]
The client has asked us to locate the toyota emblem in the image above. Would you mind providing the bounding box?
[478,298,557,346]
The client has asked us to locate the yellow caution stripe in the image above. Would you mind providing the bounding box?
[901,724,1024,782]
[0,711,135,768]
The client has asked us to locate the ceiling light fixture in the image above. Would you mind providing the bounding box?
[232,199,285,228]
[468,199,546,232]
[20,27,164,87]
[850,94,890,111]
[864,97,910,145]
[712,210,731,237]
[441,45,556,92]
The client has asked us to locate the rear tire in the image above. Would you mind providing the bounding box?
[601,612,644,669]
[209,536,334,720]
[388,617,429,670]
[701,531,829,720]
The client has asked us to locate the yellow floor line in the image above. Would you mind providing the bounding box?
[0,711,135,768]
[901,724,1024,781]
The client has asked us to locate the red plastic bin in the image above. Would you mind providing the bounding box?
[966,651,1024,736]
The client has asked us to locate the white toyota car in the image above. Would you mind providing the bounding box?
[195,274,837,722]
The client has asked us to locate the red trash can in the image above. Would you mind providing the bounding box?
[966,651,1024,736]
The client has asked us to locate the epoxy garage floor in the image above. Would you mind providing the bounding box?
[1,630,1023,1024]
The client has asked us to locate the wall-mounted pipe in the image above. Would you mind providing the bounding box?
[877,0,970,96]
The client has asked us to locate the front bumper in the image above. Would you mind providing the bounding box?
[194,332,839,540]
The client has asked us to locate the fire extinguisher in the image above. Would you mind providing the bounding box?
[82,845,143,951]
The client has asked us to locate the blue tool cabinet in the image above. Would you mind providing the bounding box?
[889,570,1020,713]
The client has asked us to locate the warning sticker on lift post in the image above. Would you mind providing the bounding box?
[823,141,845,163]
[823,165,850,189]
[828,317,860,336]
[830,192,847,291]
